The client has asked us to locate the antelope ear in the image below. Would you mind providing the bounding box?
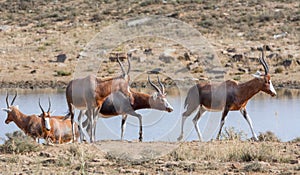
[15,105,19,110]
[152,92,158,100]
[252,71,262,78]
[1,108,11,113]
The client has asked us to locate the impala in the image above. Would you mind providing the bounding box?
[177,46,277,141]
[39,99,79,144]
[79,76,174,142]
[65,53,133,142]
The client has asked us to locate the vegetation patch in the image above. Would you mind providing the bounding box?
[0,131,40,154]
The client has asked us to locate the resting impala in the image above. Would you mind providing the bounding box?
[79,76,174,142]
[39,99,79,144]
[65,53,133,142]
[177,46,277,141]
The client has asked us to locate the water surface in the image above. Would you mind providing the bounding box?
[0,89,299,143]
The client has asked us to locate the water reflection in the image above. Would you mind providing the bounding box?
[0,88,299,143]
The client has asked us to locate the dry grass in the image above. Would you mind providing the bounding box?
[0,131,40,154]
[169,140,293,163]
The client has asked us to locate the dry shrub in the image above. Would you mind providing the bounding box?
[220,127,247,141]
[168,140,292,163]
[0,131,40,154]
[258,131,281,142]
[291,137,300,143]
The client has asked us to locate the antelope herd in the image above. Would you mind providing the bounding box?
[1,46,277,144]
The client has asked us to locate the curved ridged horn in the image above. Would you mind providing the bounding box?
[259,46,269,75]
[11,92,17,106]
[116,53,126,77]
[157,76,165,94]
[148,75,162,94]
[127,53,131,75]
[47,97,51,113]
[39,98,45,114]
[6,93,9,108]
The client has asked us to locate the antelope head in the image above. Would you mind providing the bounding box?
[39,98,52,131]
[252,46,277,97]
[148,75,174,112]
[2,92,18,124]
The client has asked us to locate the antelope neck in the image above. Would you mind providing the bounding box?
[11,109,31,131]
[131,91,151,110]
[236,78,262,102]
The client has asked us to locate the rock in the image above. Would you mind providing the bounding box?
[39,152,52,157]
[147,68,162,74]
[282,59,292,69]
[143,48,153,55]
[56,54,67,63]
[290,159,299,164]
[238,67,248,73]
[159,49,176,63]
[184,52,190,61]
[226,47,236,53]
[231,163,241,169]
[187,62,199,70]
[138,57,146,62]
[30,70,37,74]
[165,161,179,168]
[225,63,232,68]
[232,54,243,62]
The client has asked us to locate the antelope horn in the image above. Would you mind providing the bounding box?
[11,92,17,106]
[148,75,162,94]
[47,97,51,113]
[39,98,45,114]
[157,76,165,94]
[6,92,9,108]
[116,53,126,77]
[127,54,131,75]
[259,46,269,75]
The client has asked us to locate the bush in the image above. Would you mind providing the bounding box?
[258,131,281,142]
[0,131,40,154]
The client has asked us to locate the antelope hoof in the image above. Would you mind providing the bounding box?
[177,135,183,141]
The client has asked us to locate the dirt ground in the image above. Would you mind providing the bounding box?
[0,139,299,174]
[0,0,300,174]
[0,0,299,89]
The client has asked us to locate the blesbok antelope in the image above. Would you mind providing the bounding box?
[79,76,174,142]
[177,46,277,141]
[39,99,79,144]
[2,93,44,142]
[65,53,134,142]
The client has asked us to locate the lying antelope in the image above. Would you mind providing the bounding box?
[177,46,277,141]
[65,53,133,142]
[39,99,79,144]
[79,76,174,142]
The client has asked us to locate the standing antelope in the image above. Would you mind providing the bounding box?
[79,76,174,142]
[2,93,44,142]
[177,46,277,141]
[65,53,133,142]
[39,99,79,144]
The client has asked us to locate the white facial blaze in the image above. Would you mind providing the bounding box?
[45,118,51,131]
[163,98,174,111]
[269,80,277,95]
